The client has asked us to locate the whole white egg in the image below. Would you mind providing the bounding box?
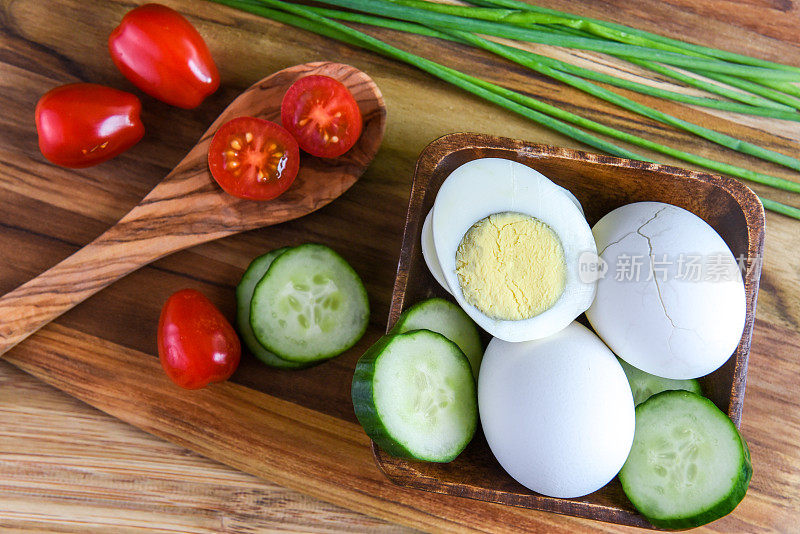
[586,202,746,379]
[479,322,635,498]
[431,158,597,342]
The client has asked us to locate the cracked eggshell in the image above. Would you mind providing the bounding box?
[431,158,596,342]
[479,322,635,498]
[586,202,746,380]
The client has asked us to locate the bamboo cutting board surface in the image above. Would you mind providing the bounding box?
[1,0,799,532]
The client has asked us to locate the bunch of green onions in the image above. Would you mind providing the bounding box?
[211,0,800,219]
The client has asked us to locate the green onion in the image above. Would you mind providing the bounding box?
[469,0,800,74]
[691,70,800,110]
[214,0,643,158]
[212,0,800,219]
[444,30,800,175]
[514,20,800,112]
[311,0,800,80]
[388,0,711,57]
[626,61,798,111]
[456,69,800,195]
[307,5,800,120]
[756,80,800,99]
[515,22,800,112]
[760,197,800,219]
[301,1,800,187]
[383,0,800,116]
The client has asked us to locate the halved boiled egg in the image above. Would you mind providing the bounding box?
[421,173,584,296]
[421,210,452,295]
[429,158,596,342]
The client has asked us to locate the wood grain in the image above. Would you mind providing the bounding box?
[0,0,799,532]
[0,361,411,534]
[4,319,800,533]
[0,61,386,356]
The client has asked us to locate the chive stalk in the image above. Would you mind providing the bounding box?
[444,30,800,174]
[389,0,800,114]
[691,70,800,110]
[468,0,800,74]
[379,0,800,115]
[627,61,798,111]
[311,0,800,81]
[300,2,800,181]
[211,0,800,218]
[518,20,800,112]
[307,5,800,120]
[520,22,800,111]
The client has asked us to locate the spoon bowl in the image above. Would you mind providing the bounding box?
[0,62,386,356]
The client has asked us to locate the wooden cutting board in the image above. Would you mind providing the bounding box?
[1,0,799,532]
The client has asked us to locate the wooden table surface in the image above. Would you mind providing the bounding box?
[1,0,799,532]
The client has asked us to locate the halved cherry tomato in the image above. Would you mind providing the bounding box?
[109,3,219,109]
[157,289,241,390]
[207,116,300,201]
[35,83,144,168]
[280,75,363,158]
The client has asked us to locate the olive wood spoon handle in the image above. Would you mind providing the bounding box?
[0,61,386,356]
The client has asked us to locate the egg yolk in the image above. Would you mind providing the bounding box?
[455,212,566,320]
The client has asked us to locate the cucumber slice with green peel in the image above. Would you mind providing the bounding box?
[237,248,310,369]
[352,330,478,462]
[619,358,702,406]
[251,244,369,363]
[391,298,483,381]
[619,390,752,530]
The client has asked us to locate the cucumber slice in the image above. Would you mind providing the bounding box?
[237,248,310,369]
[619,358,702,406]
[352,330,478,462]
[619,390,751,529]
[391,297,483,381]
[251,244,369,363]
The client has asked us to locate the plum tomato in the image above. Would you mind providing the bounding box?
[207,116,300,201]
[157,289,241,390]
[109,3,219,109]
[35,83,144,168]
[280,75,363,158]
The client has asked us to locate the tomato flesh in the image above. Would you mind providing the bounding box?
[35,83,144,168]
[281,75,363,158]
[109,3,219,109]
[157,289,241,390]
[208,117,300,201]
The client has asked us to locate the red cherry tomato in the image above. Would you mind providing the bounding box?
[280,75,363,158]
[157,289,241,390]
[34,83,144,168]
[207,116,300,201]
[109,3,219,109]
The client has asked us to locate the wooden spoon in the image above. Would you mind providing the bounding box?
[0,62,386,356]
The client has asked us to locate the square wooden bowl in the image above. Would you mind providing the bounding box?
[375,132,765,528]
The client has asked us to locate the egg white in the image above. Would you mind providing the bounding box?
[479,322,635,498]
[421,210,452,295]
[431,158,596,342]
[421,183,583,297]
[420,181,583,295]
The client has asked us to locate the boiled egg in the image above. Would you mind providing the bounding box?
[421,210,451,294]
[479,321,635,498]
[429,158,596,342]
[421,180,583,296]
[586,202,746,379]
